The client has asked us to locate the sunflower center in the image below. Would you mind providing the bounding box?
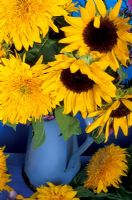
[60,68,95,93]
[83,18,118,53]
[20,85,30,94]
[110,102,131,118]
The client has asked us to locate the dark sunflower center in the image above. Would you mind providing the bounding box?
[83,18,118,53]
[60,68,95,93]
[110,102,131,118]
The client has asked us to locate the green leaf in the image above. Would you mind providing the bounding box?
[32,118,46,149]
[5,122,17,131]
[91,128,105,144]
[71,168,87,187]
[40,37,62,63]
[55,107,82,140]
[75,186,95,198]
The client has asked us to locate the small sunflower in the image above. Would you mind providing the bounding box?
[41,54,116,118]
[16,182,80,200]
[0,0,67,51]
[84,144,128,193]
[0,54,52,124]
[60,0,132,71]
[0,147,11,192]
[86,94,132,142]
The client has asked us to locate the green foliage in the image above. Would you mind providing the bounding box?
[55,106,82,140]
[25,36,62,65]
[91,128,105,144]
[32,118,45,148]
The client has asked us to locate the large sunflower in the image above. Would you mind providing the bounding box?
[86,94,132,142]
[60,0,132,71]
[16,182,80,200]
[0,147,11,192]
[41,54,116,118]
[84,144,128,193]
[0,54,52,124]
[0,0,67,51]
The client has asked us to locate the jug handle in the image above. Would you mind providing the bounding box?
[65,117,94,171]
[65,135,93,171]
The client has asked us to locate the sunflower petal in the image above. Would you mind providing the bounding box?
[94,0,107,17]
[109,0,122,19]
[119,116,128,136]
[105,119,110,142]
[85,0,96,20]
[86,115,104,133]
[107,50,119,71]
[121,99,132,111]
[94,15,101,28]
[113,117,120,138]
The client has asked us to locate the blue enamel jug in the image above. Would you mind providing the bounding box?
[24,118,93,187]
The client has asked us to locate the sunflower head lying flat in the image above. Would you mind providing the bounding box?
[84,144,128,193]
[0,54,52,124]
[0,147,11,192]
[41,54,116,118]
[0,0,68,51]
[59,0,132,71]
[15,182,80,200]
[86,94,132,142]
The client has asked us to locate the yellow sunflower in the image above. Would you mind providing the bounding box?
[0,147,11,192]
[41,54,116,118]
[16,182,80,200]
[86,94,132,142]
[84,144,128,193]
[60,0,132,71]
[0,0,67,51]
[0,54,52,124]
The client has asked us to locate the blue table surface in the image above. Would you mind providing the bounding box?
[0,154,90,200]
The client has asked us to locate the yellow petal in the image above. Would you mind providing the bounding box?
[80,7,91,24]
[97,180,104,193]
[103,100,120,123]
[63,91,73,114]
[107,50,119,71]
[88,110,104,118]
[122,99,132,111]
[59,34,82,44]
[60,41,81,53]
[128,112,132,126]
[93,85,102,107]
[94,15,101,28]
[109,0,122,19]
[118,32,132,43]
[113,117,120,138]
[86,90,96,113]
[119,116,128,136]
[94,0,107,17]
[86,0,96,20]
[86,115,104,133]
[114,40,129,66]
[64,16,84,28]
[105,119,111,142]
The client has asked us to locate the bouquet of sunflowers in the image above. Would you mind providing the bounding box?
[0,0,132,199]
